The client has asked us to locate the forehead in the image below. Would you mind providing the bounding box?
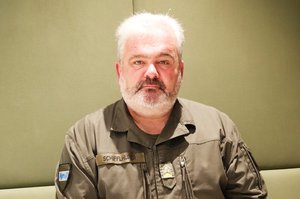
[123,32,178,59]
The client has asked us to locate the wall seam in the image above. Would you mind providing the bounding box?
[132,0,136,14]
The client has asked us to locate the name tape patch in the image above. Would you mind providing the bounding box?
[96,152,145,166]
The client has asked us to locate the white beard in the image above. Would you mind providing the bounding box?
[119,73,182,117]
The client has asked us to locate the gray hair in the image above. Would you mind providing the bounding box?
[115,12,184,60]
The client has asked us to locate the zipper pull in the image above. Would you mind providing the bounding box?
[180,156,186,168]
[180,156,186,182]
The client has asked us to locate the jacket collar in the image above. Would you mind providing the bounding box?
[109,99,131,132]
[109,98,196,145]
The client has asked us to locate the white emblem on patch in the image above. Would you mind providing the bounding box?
[159,162,175,179]
[58,170,70,182]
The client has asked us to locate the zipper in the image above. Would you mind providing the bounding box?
[179,156,193,199]
[141,164,152,199]
[241,144,263,190]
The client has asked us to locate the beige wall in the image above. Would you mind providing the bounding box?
[0,0,132,188]
[0,0,299,188]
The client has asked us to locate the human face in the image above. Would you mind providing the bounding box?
[116,30,184,117]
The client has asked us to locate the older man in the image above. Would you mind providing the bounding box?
[55,13,267,199]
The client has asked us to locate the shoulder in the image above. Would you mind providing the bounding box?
[179,98,220,114]
[68,99,121,135]
[178,98,239,142]
[64,100,121,153]
[178,97,232,125]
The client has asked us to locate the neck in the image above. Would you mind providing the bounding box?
[128,108,171,135]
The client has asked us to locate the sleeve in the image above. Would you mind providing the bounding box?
[54,132,99,199]
[220,116,268,198]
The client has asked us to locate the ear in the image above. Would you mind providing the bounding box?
[179,60,184,77]
[116,62,121,80]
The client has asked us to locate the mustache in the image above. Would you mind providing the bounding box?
[135,78,166,93]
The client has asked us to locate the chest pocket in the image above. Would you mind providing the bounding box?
[157,138,226,199]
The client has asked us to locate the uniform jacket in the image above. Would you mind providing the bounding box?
[55,98,267,199]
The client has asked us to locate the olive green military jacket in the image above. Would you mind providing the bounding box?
[55,98,267,199]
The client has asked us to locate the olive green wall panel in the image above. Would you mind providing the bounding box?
[0,0,132,188]
[133,0,300,169]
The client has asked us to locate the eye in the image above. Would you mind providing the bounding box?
[157,60,170,66]
[131,60,145,67]
[157,60,170,65]
[156,60,173,68]
[133,60,143,65]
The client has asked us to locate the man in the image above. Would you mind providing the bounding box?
[55,13,267,198]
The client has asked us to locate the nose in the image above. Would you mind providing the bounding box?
[144,64,159,79]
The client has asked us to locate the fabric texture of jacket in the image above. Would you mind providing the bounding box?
[55,98,267,198]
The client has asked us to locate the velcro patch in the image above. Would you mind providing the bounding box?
[96,152,145,166]
[159,162,175,179]
[57,163,71,191]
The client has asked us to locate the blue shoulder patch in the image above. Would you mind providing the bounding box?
[58,170,70,182]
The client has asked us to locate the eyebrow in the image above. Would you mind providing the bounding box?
[129,52,175,62]
[129,55,147,60]
[157,52,176,60]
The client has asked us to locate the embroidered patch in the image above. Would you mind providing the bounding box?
[96,152,145,166]
[159,162,175,179]
[58,170,70,182]
[57,163,71,191]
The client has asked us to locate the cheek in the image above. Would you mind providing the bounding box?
[120,71,142,86]
[161,71,180,87]
[129,69,146,80]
